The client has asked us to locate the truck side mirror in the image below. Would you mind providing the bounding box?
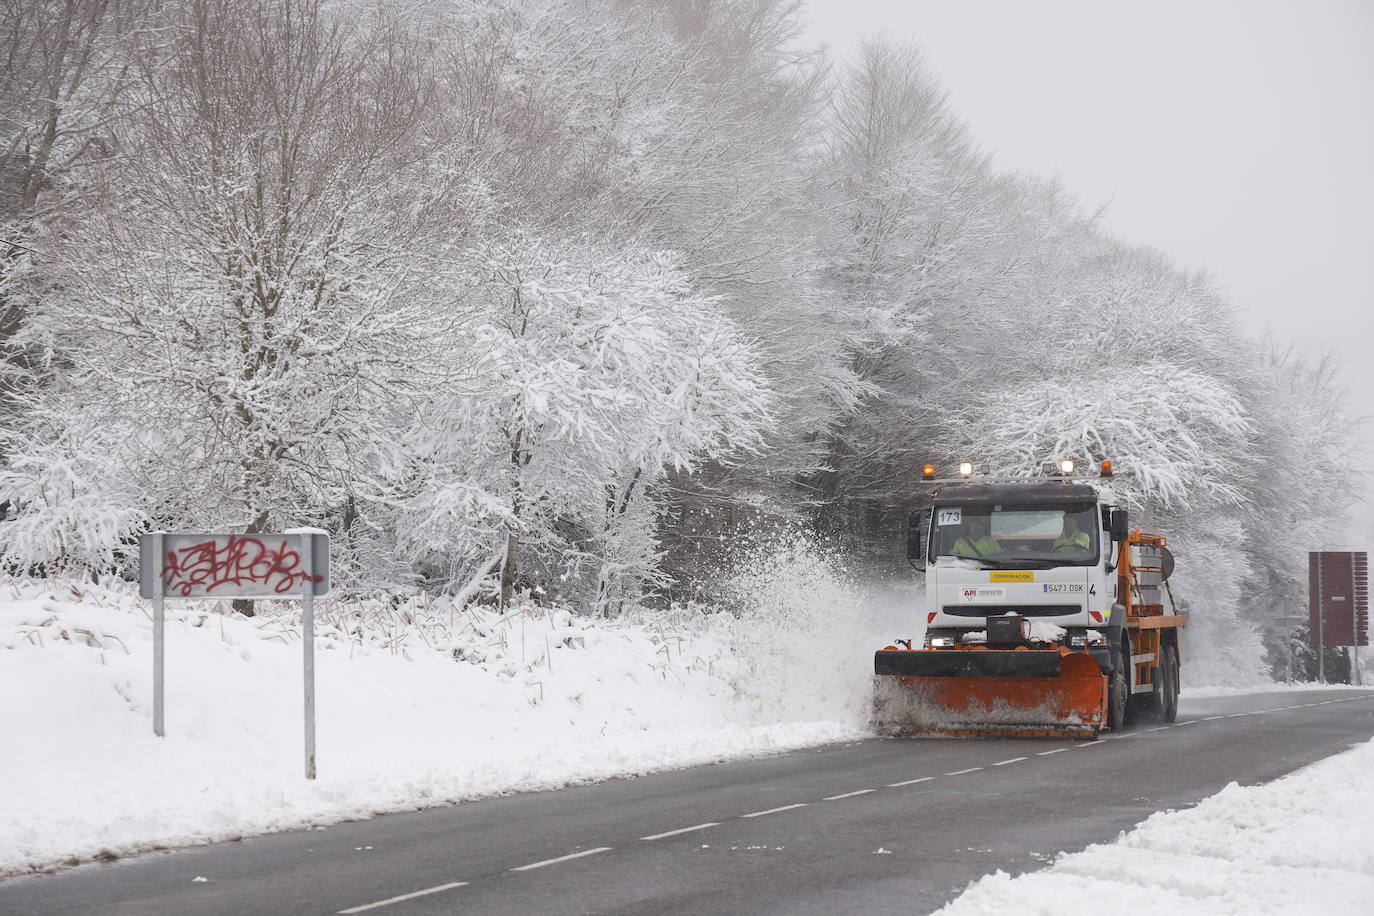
[1110,509,1129,542]
[906,510,923,560]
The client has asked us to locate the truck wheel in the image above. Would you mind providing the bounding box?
[1138,645,1171,723]
[1161,644,1180,723]
[1106,644,1129,732]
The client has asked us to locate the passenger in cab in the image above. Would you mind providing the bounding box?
[1053,515,1091,553]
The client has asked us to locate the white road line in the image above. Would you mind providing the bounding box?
[1203,715,1226,720]
[510,847,612,872]
[1226,713,1247,718]
[1173,719,1198,726]
[337,882,468,914]
[945,767,983,775]
[641,823,718,841]
[741,803,809,819]
[1148,726,1170,731]
[992,757,1027,766]
[1036,748,1068,756]
[823,789,876,801]
[1078,741,1108,748]
[887,776,934,787]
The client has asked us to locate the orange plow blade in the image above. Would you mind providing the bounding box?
[871,648,1107,738]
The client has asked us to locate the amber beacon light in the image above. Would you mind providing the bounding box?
[1100,459,1114,478]
[922,464,936,480]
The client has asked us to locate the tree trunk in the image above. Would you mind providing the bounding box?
[231,508,272,617]
[499,530,518,610]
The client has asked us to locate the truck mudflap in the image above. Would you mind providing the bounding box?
[871,646,1107,738]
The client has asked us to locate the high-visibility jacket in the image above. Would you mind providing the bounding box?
[1053,530,1091,552]
[952,535,1001,557]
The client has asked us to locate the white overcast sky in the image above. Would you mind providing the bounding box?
[802,0,1374,534]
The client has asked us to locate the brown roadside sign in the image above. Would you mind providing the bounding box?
[1308,551,1369,647]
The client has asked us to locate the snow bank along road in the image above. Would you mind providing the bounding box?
[3,689,1371,915]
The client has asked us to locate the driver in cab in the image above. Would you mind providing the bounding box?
[952,516,1000,558]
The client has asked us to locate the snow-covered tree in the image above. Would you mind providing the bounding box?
[1237,345,1365,622]
[399,233,772,610]
[0,0,165,424]
[959,363,1252,510]
[0,0,452,598]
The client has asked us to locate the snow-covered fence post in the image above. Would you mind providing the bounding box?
[139,531,330,778]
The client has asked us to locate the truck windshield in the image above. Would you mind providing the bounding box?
[928,503,1099,567]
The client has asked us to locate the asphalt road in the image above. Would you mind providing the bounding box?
[4,688,1372,916]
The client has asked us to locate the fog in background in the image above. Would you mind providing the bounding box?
[805,0,1374,543]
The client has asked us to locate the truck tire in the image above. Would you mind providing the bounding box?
[1160,644,1180,723]
[1137,643,1168,723]
[1106,640,1129,732]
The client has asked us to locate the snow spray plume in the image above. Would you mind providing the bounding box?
[699,530,918,727]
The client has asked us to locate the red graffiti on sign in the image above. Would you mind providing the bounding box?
[162,536,321,597]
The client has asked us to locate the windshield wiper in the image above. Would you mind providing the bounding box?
[934,556,1073,570]
[933,554,999,569]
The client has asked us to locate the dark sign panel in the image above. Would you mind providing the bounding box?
[1308,551,1369,647]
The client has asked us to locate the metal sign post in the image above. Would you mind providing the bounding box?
[1316,558,1325,684]
[1352,557,1362,687]
[140,531,329,779]
[152,531,165,738]
[296,528,318,780]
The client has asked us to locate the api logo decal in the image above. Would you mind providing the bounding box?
[959,587,1006,603]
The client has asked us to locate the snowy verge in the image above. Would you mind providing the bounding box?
[937,736,1374,915]
[0,556,901,877]
[1181,682,1369,699]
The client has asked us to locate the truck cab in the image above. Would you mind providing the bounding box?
[917,480,1129,654]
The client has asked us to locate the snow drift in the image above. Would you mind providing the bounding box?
[938,735,1374,915]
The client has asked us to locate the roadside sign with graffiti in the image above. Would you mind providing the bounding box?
[138,532,330,599]
[137,529,330,778]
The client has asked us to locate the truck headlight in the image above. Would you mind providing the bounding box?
[928,636,954,648]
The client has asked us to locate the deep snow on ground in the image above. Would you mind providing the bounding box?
[937,735,1374,915]
[0,544,912,876]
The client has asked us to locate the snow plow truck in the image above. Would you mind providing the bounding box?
[872,459,1185,738]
